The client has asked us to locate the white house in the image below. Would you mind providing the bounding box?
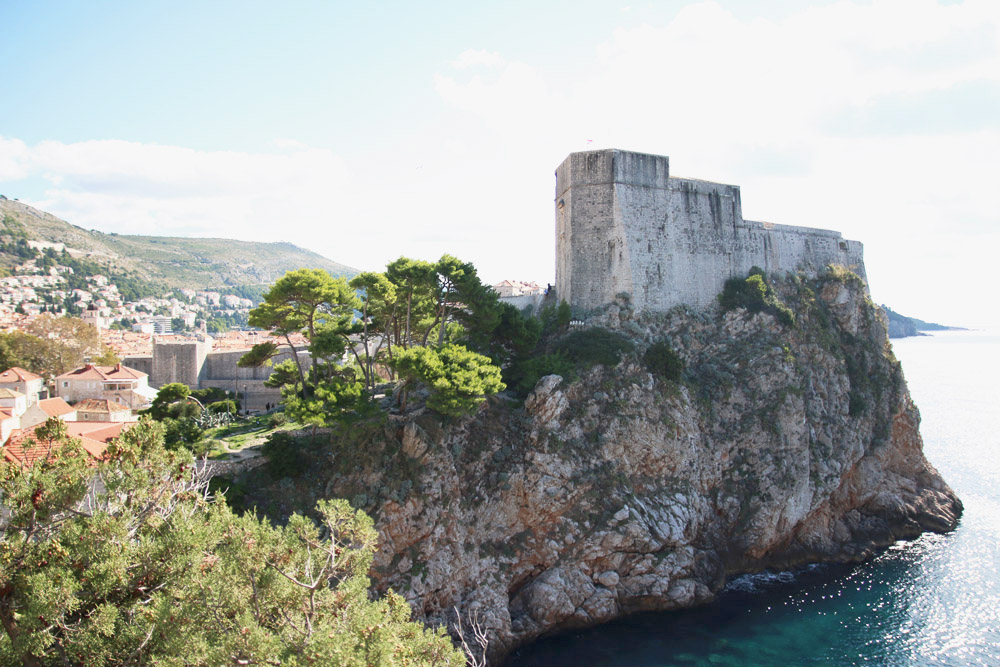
[0,367,44,404]
[55,363,156,410]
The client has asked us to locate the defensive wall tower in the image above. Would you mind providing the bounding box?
[145,336,309,413]
[151,337,211,389]
[555,149,867,313]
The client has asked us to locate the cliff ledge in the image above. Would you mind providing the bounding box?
[241,273,962,663]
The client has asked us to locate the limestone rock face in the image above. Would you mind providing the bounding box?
[246,277,961,664]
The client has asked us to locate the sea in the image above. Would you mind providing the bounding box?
[508,329,1000,666]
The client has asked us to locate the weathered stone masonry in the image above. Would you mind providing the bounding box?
[555,149,867,312]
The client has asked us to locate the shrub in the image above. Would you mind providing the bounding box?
[504,328,636,397]
[207,399,237,415]
[262,431,308,479]
[556,300,572,329]
[268,412,288,428]
[190,386,231,404]
[718,267,795,327]
[849,391,867,416]
[822,264,865,288]
[644,340,684,382]
[554,327,635,367]
[506,351,576,395]
[162,417,205,454]
[773,302,795,327]
[718,268,768,313]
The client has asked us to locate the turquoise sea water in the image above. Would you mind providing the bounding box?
[508,330,1000,666]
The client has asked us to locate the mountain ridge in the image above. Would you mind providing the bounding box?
[0,196,358,290]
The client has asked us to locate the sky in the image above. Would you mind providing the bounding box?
[1,0,998,327]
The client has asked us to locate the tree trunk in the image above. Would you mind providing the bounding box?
[404,290,413,349]
[436,284,452,346]
[284,333,309,396]
[0,602,43,667]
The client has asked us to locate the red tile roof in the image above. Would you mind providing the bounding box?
[74,398,130,413]
[36,397,76,418]
[0,367,42,382]
[1,424,112,466]
[100,330,154,357]
[65,421,129,444]
[56,363,146,382]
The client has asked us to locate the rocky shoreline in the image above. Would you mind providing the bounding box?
[235,274,962,664]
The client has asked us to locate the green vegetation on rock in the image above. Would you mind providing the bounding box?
[505,326,634,396]
[643,340,684,382]
[391,344,505,417]
[718,266,795,326]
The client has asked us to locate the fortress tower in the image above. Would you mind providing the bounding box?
[555,149,866,312]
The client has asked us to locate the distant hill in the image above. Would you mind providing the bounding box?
[882,305,965,339]
[0,196,358,291]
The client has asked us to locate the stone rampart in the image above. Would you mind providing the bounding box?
[151,338,211,389]
[499,293,547,313]
[199,347,306,413]
[146,337,309,413]
[556,149,866,312]
[122,355,152,378]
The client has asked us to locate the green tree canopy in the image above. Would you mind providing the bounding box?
[148,382,192,420]
[348,271,398,392]
[391,344,505,417]
[247,269,361,393]
[0,316,104,379]
[384,257,438,349]
[0,418,465,665]
[236,341,279,369]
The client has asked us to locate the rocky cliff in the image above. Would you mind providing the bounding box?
[239,271,961,664]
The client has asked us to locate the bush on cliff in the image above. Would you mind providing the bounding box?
[554,327,634,367]
[391,344,506,417]
[644,340,684,382]
[262,430,309,478]
[718,267,795,327]
[821,263,866,288]
[506,327,635,396]
[505,351,576,395]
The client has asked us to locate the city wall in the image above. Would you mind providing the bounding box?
[151,338,211,389]
[137,338,308,413]
[555,149,866,312]
[199,347,306,413]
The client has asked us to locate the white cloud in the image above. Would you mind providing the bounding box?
[433,59,558,128]
[0,137,30,181]
[1,1,997,327]
[1,137,353,244]
[451,49,506,69]
[431,0,1000,326]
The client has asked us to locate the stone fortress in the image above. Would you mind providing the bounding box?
[123,337,307,413]
[555,149,867,312]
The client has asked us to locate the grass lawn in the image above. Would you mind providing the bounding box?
[204,415,303,459]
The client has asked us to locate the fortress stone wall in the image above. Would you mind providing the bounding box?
[199,347,306,413]
[555,149,867,312]
[151,338,211,389]
[143,337,308,413]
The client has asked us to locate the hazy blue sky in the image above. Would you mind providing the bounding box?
[1,0,997,326]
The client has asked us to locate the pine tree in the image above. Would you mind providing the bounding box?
[0,418,464,665]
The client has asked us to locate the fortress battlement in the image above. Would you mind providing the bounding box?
[555,149,866,312]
